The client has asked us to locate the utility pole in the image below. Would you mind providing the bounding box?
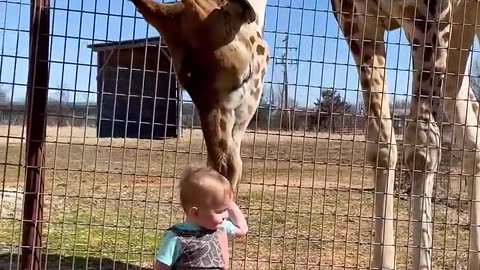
[275,35,298,131]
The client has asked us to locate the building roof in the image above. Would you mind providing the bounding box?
[87,36,168,52]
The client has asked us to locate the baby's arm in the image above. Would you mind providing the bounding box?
[154,230,179,270]
[224,200,248,237]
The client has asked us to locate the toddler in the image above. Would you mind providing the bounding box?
[154,166,248,270]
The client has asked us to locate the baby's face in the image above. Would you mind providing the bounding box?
[196,197,232,230]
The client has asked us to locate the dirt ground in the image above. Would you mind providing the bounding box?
[0,125,474,269]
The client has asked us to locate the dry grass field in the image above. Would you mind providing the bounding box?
[0,124,474,269]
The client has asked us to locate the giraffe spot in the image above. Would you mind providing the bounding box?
[249,36,256,44]
[362,53,373,65]
[343,22,353,38]
[420,71,431,83]
[426,0,438,16]
[412,38,421,46]
[220,118,228,131]
[403,6,416,19]
[423,46,433,62]
[351,41,361,55]
[261,68,266,77]
[254,78,259,88]
[431,33,438,44]
[257,31,262,39]
[373,78,381,85]
[414,14,427,32]
[256,45,266,55]
[361,77,371,88]
[375,42,384,52]
[218,139,228,151]
[266,55,270,64]
[341,0,355,13]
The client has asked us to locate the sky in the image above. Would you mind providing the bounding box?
[1,0,480,109]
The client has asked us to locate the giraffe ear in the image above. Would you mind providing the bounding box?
[224,0,257,24]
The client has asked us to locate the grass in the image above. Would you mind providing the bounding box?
[0,125,475,269]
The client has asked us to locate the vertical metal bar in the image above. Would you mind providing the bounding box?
[21,0,50,269]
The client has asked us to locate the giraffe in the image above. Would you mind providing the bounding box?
[128,0,269,189]
[327,0,480,269]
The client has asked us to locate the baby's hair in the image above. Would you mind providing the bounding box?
[179,166,233,211]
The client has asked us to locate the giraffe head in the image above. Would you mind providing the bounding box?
[129,0,262,108]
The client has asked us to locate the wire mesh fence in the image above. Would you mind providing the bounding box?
[3,0,480,269]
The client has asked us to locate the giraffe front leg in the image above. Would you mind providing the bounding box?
[402,2,453,269]
[403,122,439,270]
[330,0,397,268]
[442,5,480,267]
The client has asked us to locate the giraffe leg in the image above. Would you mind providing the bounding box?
[401,2,456,269]
[330,1,397,268]
[442,3,480,268]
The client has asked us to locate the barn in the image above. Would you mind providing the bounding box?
[88,37,182,139]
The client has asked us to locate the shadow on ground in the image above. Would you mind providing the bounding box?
[0,253,152,270]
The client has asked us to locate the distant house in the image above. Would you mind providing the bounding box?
[88,37,182,140]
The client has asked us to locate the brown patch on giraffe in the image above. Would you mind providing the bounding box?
[350,41,361,55]
[220,118,228,131]
[420,71,432,84]
[361,76,371,89]
[426,0,438,16]
[218,139,228,151]
[422,46,433,62]
[402,6,416,20]
[254,78,259,88]
[343,21,353,38]
[249,36,256,44]
[340,0,355,14]
[256,45,266,55]
[414,14,428,32]
[362,53,373,65]
[261,68,266,77]
[412,38,421,46]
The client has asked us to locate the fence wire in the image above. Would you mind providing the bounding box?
[2,0,480,269]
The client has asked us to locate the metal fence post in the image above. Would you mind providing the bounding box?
[21,0,50,269]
